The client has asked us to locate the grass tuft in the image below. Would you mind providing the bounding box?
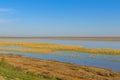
[0,58,65,80]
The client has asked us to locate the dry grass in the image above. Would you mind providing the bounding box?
[0,54,120,80]
[0,42,120,55]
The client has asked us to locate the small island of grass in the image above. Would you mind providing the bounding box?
[0,42,119,55]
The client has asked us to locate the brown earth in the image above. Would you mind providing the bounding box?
[0,76,20,80]
[0,76,5,80]
[0,54,120,80]
[0,37,120,41]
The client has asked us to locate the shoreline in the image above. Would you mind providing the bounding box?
[0,53,120,80]
[0,42,120,55]
[0,37,120,41]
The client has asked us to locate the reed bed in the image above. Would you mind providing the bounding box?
[0,42,120,55]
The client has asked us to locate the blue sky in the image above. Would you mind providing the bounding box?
[0,0,120,37]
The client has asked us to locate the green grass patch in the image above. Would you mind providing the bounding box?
[0,58,65,80]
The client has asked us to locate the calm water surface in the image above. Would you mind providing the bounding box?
[0,39,120,49]
[1,51,120,72]
[0,39,120,72]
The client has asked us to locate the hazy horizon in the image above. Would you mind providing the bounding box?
[0,0,120,37]
[0,35,120,37]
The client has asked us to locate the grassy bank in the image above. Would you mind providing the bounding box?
[0,42,120,55]
[0,54,120,80]
[0,57,65,80]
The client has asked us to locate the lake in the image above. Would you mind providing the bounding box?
[0,39,120,49]
[0,38,120,72]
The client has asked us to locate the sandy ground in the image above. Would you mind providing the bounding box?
[0,76,5,80]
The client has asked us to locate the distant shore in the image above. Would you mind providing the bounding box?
[0,36,120,41]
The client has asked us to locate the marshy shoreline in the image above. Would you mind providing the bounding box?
[0,42,120,55]
[0,41,120,80]
[0,53,120,80]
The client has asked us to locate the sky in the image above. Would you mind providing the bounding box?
[0,0,120,37]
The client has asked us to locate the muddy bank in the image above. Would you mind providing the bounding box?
[0,53,120,80]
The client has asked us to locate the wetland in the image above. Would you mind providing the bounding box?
[0,38,120,80]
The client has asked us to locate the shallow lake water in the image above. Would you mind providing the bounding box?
[0,39,120,49]
[0,39,120,72]
[1,51,120,72]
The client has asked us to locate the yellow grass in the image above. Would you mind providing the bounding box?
[0,42,120,55]
[0,54,120,80]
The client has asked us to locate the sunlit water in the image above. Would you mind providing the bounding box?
[0,39,120,72]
